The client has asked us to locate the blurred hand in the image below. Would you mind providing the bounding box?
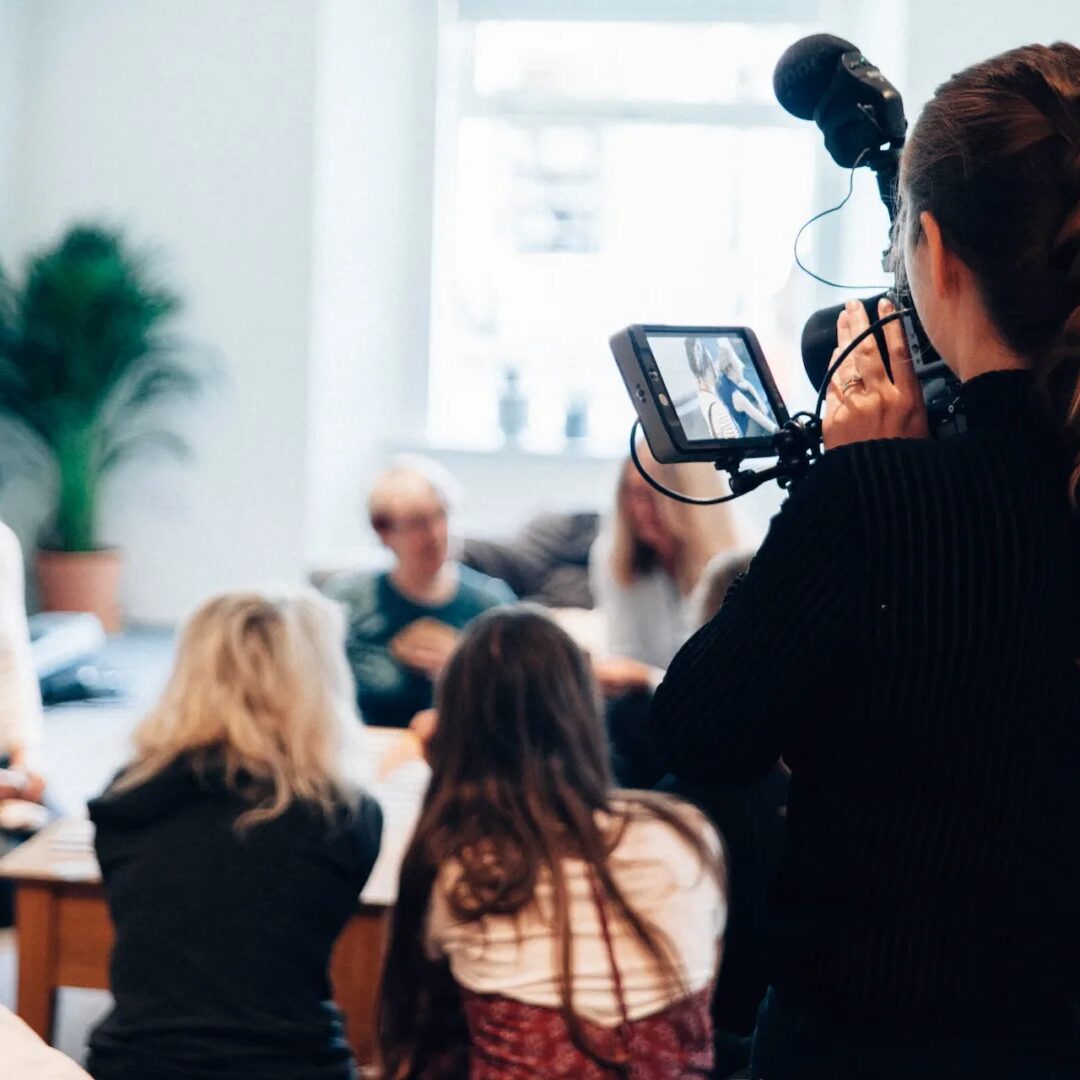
[393,640,453,679]
[389,620,459,679]
[823,298,929,449]
[593,657,657,698]
[409,708,438,746]
[376,710,437,780]
[21,771,46,803]
[0,767,45,804]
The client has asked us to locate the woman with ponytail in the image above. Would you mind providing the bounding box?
[652,43,1080,1078]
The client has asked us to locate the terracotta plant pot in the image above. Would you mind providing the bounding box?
[36,548,123,633]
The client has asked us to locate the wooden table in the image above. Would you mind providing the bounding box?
[0,729,428,1069]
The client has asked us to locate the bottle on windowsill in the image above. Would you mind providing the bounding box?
[564,394,589,454]
[498,366,528,449]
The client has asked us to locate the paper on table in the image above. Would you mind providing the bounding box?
[359,729,430,907]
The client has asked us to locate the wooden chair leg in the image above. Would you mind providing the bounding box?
[15,883,60,1043]
[331,911,389,1068]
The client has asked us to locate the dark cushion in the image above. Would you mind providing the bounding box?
[462,512,600,609]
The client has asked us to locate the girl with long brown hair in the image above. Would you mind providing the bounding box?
[378,607,725,1078]
[653,43,1080,1078]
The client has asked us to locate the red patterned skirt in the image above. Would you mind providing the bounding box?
[450,987,714,1078]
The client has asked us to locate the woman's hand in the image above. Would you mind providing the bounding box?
[823,298,929,449]
[409,708,439,746]
[389,619,459,680]
[593,657,658,698]
[0,766,45,804]
[376,710,438,779]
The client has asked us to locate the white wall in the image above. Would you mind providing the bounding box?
[306,0,440,568]
[902,0,1080,113]
[0,0,27,251]
[2,0,319,622]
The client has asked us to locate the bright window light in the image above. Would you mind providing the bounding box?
[429,14,827,454]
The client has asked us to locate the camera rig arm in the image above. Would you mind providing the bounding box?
[629,413,823,506]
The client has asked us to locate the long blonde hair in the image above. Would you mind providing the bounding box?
[112,588,366,828]
[609,443,738,596]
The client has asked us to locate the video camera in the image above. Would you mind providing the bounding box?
[611,34,963,496]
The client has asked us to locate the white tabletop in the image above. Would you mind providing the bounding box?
[0,726,429,908]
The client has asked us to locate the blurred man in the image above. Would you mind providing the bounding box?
[323,457,514,728]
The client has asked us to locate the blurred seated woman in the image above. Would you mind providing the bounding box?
[590,448,737,689]
[86,589,383,1080]
[378,607,725,1079]
[0,520,50,925]
[325,456,514,729]
[589,449,737,785]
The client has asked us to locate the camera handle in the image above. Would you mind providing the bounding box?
[629,413,823,507]
[866,146,901,226]
[722,413,823,495]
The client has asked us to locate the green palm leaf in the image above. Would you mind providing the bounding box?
[0,225,201,551]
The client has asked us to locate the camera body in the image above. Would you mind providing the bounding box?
[894,291,963,435]
[802,290,964,439]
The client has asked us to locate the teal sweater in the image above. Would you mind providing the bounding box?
[324,565,514,728]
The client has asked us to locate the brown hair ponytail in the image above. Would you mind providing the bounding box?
[897,43,1080,501]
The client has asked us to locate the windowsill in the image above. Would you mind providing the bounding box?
[386,440,624,465]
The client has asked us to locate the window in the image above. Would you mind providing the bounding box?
[428,4,831,454]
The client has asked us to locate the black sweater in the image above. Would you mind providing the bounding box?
[652,370,1080,1037]
[86,758,382,1080]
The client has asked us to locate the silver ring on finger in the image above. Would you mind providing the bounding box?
[840,372,865,395]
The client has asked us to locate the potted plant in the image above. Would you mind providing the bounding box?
[0,225,201,631]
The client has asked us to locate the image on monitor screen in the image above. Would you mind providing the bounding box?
[646,332,780,442]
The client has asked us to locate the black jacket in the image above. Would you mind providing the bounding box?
[86,757,382,1080]
[653,370,1080,1038]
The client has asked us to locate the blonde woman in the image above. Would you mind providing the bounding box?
[589,444,738,694]
[86,590,382,1080]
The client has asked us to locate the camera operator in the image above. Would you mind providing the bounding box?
[652,43,1080,1079]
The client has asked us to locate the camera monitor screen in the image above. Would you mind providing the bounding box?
[645,330,782,443]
